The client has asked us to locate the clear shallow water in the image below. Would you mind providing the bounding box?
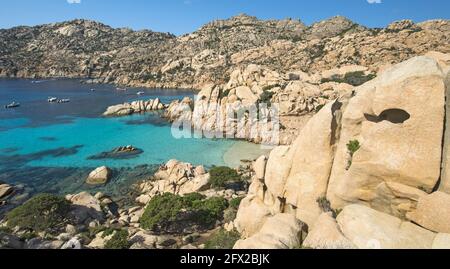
[0,79,265,198]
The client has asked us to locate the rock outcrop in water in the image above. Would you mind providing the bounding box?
[232,54,450,249]
[86,166,112,186]
[103,98,166,116]
[87,146,144,160]
[0,16,448,90]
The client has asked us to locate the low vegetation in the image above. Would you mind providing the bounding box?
[321,71,376,87]
[317,196,342,218]
[209,166,242,189]
[140,193,228,234]
[259,87,277,105]
[104,229,131,249]
[204,229,241,249]
[6,194,71,233]
[229,197,244,210]
[346,139,361,169]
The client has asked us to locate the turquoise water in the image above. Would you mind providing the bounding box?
[0,79,265,198]
[0,114,235,168]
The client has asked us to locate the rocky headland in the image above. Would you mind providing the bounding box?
[1,14,450,250]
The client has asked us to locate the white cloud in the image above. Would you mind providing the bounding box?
[367,0,382,4]
[67,0,81,4]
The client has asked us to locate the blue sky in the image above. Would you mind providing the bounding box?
[0,0,448,35]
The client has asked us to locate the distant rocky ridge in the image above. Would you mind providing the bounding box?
[0,15,448,90]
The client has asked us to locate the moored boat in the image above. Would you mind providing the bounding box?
[5,102,20,109]
[57,99,70,103]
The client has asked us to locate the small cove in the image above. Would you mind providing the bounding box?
[0,79,269,198]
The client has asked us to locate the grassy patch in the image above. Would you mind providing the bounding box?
[6,194,71,233]
[229,197,244,210]
[204,229,241,249]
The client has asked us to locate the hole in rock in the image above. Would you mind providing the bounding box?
[364,109,410,124]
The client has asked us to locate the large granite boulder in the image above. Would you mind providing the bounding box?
[406,192,450,233]
[66,192,104,224]
[337,204,436,249]
[86,166,112,185]
[136,160,211,204]
[303,213,355,249]
[234,213,305,249]
[327,56,446,218]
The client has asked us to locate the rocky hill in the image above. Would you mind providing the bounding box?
[233,54,450,249]
[1,15,449,89]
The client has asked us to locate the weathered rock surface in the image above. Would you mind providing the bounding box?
[327,56,446,217]
[303,213,355,249]
[66,192,105,224]
[136,160,210,204]
[406,192,450,233]
[337,204,437,249]
[86,166,112,185]
[233,55,450,249]
[103,99,165,117]
[234,213,305,249]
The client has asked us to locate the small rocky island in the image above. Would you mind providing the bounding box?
[103,99,166,117]
[87,146,144,160]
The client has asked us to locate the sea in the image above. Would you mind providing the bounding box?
[0,79,266,203]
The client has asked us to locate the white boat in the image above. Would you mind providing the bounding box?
[57,99,70,103]
[5,102,20,109]
[48,97,58,103]
[137,91,145,96]
[90,89,96,92]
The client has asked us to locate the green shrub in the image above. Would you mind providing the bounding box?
[6,194,71,233]
[140,193,228,233]
[346,140,361,169]
[140,193,185,231]
[0,226,12,234]
[259,89,275,105]
[183,192,207,205]
[18,231,38,241]
[315,104,325,112]
[101,227,119,238]
[229,197,244,210]
[204,229,241,249]
[209,167,242,189]
[192,197,228,226]
[104,229,131,249]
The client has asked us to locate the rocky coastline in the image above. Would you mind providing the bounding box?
[1,14,450,250]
